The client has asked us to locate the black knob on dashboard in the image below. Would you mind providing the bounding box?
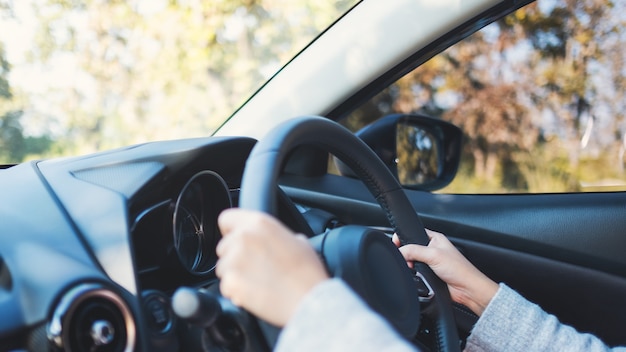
[172,287,222,327]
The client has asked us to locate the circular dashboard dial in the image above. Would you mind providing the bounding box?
[173,171,231,275]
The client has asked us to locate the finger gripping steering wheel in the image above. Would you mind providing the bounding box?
[239,116,460,352]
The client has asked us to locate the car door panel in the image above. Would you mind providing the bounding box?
[281,174,626,346]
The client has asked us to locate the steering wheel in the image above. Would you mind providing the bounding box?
[238,116,460,352]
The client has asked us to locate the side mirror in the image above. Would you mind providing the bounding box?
[336,114,462,191]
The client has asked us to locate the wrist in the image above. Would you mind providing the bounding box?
[464,276,498,316]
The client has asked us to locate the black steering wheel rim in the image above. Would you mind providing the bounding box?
[238,116,460,352]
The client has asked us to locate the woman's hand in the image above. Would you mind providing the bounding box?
[392,230,498,316]
[216,208,329,327]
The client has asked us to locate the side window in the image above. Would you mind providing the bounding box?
[343,0,626,194]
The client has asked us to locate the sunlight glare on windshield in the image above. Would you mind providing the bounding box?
[0,0,356,163]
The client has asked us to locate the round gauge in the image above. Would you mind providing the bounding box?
[172,171,231,275]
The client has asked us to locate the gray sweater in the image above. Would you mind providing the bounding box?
[276,279,625,352]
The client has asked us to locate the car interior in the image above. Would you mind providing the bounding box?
[1,0,626,351]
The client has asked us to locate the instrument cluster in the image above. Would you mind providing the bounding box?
[131,170,232,292]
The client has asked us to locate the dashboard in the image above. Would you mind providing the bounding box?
[0,136,264,350]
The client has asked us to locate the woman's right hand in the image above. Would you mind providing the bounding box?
[392,230,498,316]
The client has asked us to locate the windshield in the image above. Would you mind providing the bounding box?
[0,0,356,164]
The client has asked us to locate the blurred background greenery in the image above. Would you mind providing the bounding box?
[0,0,354,161]
[342,0,626,193]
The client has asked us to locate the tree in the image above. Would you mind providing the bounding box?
[0,42,26,163]
[0,4,56,163]
[18,0,355,155]
[345,0,625,192]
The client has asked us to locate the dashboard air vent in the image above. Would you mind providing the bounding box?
[47,283,135,352]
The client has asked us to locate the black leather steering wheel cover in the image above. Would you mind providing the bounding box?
[239,116,460,352]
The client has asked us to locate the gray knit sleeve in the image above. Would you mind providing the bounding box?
[465,283,626,352]
[275,278,418,352]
